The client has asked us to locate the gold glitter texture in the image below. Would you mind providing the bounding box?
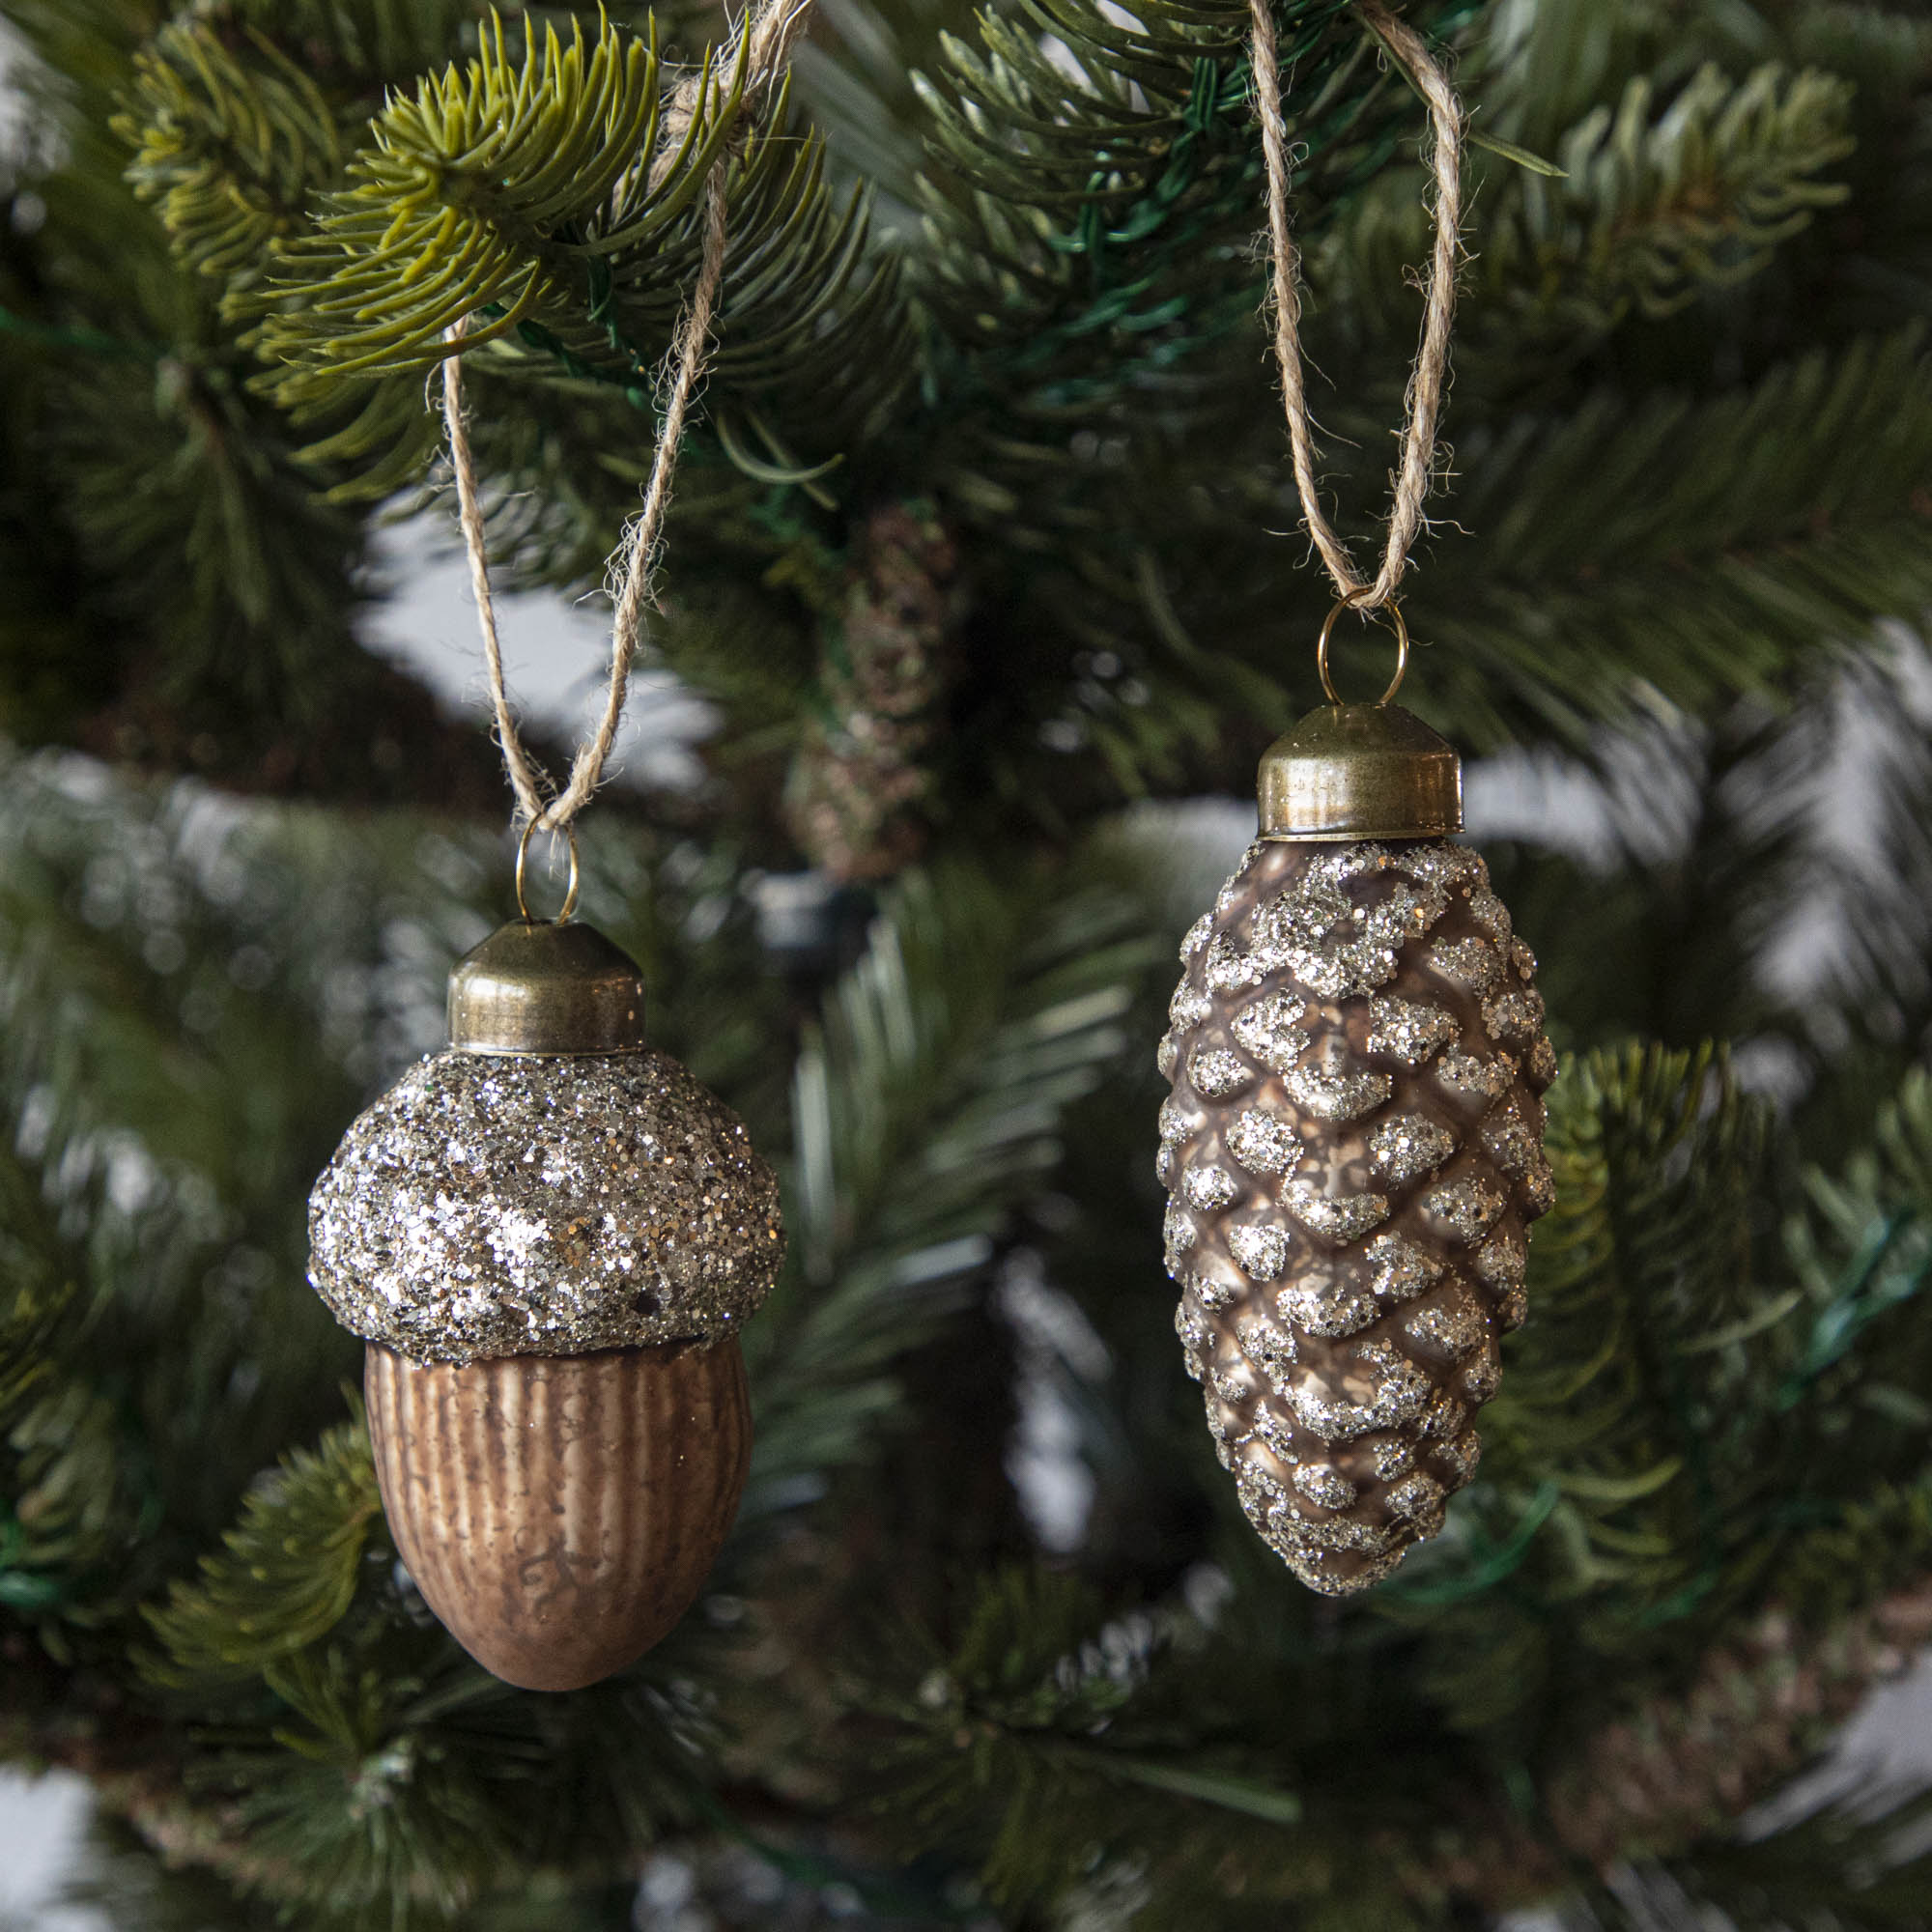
[1156,836,1557,1596]
[309,1050,783,1365]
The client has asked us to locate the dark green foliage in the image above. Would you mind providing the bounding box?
[0,1141,146,1635]
[1359,58,1861,348]
[144,1418,382,1684]
[6,0,1932,1927]
[1425,326,1932,744]
[860,1568,1310,1918]
[1578,1779,1932,1932]
[1396,1046,1780,1735]
[748,857,1153,1500]
[1396,1047,1932,1739]
[908,0,1430,456]
[226,0,494,83]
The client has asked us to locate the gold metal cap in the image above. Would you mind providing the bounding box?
[447,921,647,1055]
[1258,701,1463,840]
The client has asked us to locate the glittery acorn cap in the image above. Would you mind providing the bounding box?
[305,921,785,1366]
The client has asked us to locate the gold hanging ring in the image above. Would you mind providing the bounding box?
[515,818,581,924]
[1318,590,1409,707]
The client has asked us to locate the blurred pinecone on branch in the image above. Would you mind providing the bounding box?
[3,1,1932,1929]
[784,501,963,881]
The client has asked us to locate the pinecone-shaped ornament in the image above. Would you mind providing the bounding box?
[1158,696,1556,1595]
[308,916,783,1689]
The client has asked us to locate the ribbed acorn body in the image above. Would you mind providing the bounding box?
[308,919,782,1690]
[365,1340,750,1691]
[1157,836,1556,1594]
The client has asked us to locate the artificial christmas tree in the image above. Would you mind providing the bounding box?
[4,1,1932,1928]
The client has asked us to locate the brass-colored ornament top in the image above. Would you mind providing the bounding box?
[1258,701,1463,841]
[448,919,647,1055]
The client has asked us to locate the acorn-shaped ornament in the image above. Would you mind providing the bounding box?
[308,913,783,1690]
[1157,610,1555,1595]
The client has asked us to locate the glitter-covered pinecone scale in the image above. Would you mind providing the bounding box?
[1157,699,1556,1595]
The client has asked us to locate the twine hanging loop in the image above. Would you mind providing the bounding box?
[1249,0,1465,611]
[441,0,817,836]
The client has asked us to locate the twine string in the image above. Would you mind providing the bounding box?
[650,0,817,189]
[1250,0,1464,610]
[447,0,1453,825]
[442,3,810,832]
[442,316,552,824]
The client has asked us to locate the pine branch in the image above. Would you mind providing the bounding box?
[1543,1573,1932,1878]
[1779,1066,1932,1511]
[264,12,690,378]
[789,0,948,211]
[860,1567,1317,1920]
[107,5,486,503]
[1455,322,1932,584]
[912,0,1471,469]
[225,0,492,84]
[1376,1042,1932,1787]
[0,0,149,104]
[743,854,1152,1506]
[1467,653,1932,1108]
[858,1557,1932,1923]
[259,10,915,485]
[826,299,1932,816]
[0,1141,150,1635]
[0,202,494,785]
[1529,61,1855,319]
[143,1420,381,1686]
[117,21,345,306]
[1402,1571,1932,1915]
[1399,1038,1912,1724]
[1312,326,1932,748]
[1793,1070,1932,1321]
[1652,1776,1932,1931]
[1378,1046,1782,1734]
[1328,58,1856,354]
[0,104,376,713]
